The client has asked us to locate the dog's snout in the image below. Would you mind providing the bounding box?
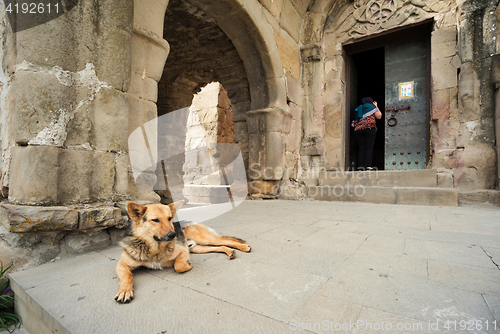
[167,231,176,239]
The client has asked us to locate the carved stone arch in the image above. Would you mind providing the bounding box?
[129,0,291,199]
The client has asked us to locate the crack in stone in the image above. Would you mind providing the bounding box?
[481,246,500,270]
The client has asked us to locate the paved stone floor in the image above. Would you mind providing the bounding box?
[8,200,500,334]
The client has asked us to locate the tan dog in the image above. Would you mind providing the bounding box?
[115,201,251,303]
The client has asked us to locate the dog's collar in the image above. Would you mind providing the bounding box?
[173,220,181,229]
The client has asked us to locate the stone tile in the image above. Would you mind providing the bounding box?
[96,245,123,261]
[23,265,292,334]
[255,224,319,243]
[428,260,500,294]
[482,246,500,268]
[351,307,469,334]
[322,262,496,326]
[354,235,406,256]
[149,256,224,288]
[243,237,348,277]
[10,252,115,290]
[311,220,364,232]
[191,260,327,322]
[212,220,285,241]
[430,222,498,235]
[483,294,500,322]
[297,230,369,254]
[404,239,497,269]
[381,218,431,230]
[291,294,363,334]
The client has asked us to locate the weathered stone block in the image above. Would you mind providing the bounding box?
[300,136,326,156]
[286,118,301,153]
[9,146,59,205]
[458,190,500,205]
[432,89,450,120]
[91,151,116,200]
[248,180,280,195]
[15,11,78,72]
[431,57,457,90]
[65,103,93,146]
[431,42,457,61]
[131,27,170,82]
[58,149,92,202]
[96,0,133,91]
[458,62,481,121]
[92,88,129,152]
[457,145,496,170]
[64,230,111,254]
[453,167,479,190]
[0,204,78,233]
[128,171,161,202]
[127,96,158,137]
[431,26,457,45]
[437,170,454,188]
[285,71,300,104]
[280,0,301,42]
[274,31,300,79]
[396,187,458,206]
[8,71,78,145]
[128,74,158,102]
[78,207,121,230]
[489,54,500,83]
[115,153,129,196]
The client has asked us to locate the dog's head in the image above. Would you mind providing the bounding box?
[127,201,184,242]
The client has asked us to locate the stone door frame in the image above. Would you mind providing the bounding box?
[342,21,433,170]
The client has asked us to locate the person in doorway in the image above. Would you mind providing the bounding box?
[353,97,382,170]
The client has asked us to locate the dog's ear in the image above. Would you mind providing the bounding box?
[168,200,184,215]
[127,202,147,222]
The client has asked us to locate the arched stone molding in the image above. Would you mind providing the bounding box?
[131,0,291,197]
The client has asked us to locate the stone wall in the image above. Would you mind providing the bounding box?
[429,0,497,190]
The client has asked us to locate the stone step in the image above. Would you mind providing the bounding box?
[308,186,458,206]
[311,169,440,188]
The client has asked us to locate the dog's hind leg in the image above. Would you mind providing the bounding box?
[189,244,236,259]
[184,224,251,253]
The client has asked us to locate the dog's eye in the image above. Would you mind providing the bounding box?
[152,218,160,223]
[168,217,173,221]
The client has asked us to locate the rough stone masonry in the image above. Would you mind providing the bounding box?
[0,0,499,270]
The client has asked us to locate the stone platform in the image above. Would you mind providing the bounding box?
[9,200,500,333]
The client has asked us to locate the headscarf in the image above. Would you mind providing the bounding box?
[354,97,377,121]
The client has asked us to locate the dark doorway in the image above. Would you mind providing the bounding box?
[345,21,433,171]
[348,48,385,170]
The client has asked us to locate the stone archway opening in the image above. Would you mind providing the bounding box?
[154,0,247,203]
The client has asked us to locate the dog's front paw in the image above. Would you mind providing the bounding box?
[115,289,134,303]
[228,250,235,260]
[242,244,251,253]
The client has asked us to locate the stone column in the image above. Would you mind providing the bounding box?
[127,0,171,202]
[5,0,133,205]
[246,108,292,196]
[300,44,326,168]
